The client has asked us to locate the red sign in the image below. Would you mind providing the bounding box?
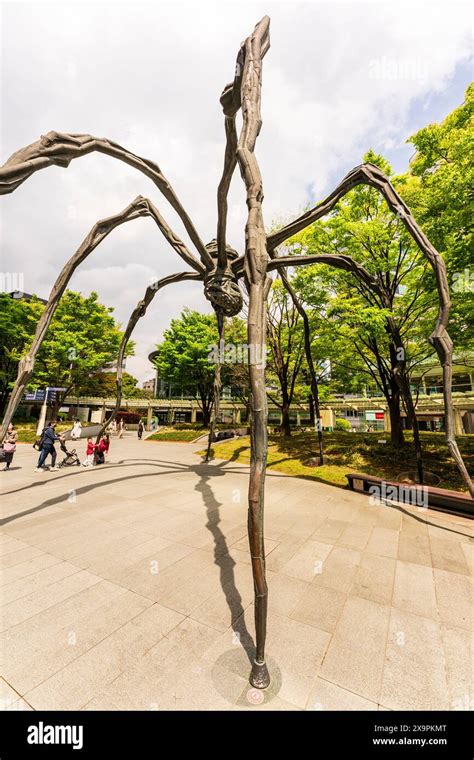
[375,412,384,420]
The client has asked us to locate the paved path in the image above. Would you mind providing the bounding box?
[0,435,472,711]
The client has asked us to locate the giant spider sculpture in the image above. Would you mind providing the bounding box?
[1,16,472,689]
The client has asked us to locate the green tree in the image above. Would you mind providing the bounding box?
[265,280,307,437]
[153,309,219,426]
[76,371,147,398]
[404,83,474,351]
[0,294,42,415]
[290,150,436,447]
[30,291,130,415]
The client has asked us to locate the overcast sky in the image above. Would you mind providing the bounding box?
[0,1,472,382]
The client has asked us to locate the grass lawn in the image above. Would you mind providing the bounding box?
[147,428,209,442]
[200,431,474,493]
[12,421,96,443]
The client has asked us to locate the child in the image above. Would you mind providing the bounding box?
[94,434,110,465]
[82,437,95,466]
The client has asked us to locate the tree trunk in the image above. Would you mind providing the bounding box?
[274,267,324,462]
[388,392,404,447]
[308,392,315,425]
[280,399,292,437]
[205,314,225,462]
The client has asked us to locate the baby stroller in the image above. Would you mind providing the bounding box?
[58,439,81,468]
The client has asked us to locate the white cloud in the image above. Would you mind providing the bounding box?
[1,1,471,380]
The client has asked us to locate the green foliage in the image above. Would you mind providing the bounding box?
[335,417,351,431]
[30,291,132,406]
[0,290,133,414]
[152,309,220,423]
[77,371,145,398]
[405,83,474,349]
[0,294,43,413]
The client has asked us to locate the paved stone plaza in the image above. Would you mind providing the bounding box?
[0,435,472,711]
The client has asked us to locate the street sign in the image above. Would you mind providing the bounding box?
[23,387,66,403]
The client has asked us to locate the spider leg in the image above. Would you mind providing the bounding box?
[265,164,472,497]
[0,131,214,270]
[95,271,202,443]
[0,198,204,441]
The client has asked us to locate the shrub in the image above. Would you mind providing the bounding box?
[335,418,352,431]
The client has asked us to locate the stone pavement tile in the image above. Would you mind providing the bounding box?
[290,584,346,633]
[266,573,309,618]
[231,536,279,556]
[264,536,306,573]
[320,596,390,703]
[352,554,396,606]
[312,546,361,594]
[0,580,153,694]
[189,563,260,631]
[366,527,399,559]
[3,697,33,711]
[263,610,331,709]
[429,537,470,575]
[306,677,378,711]
[0,560,81,606]
[398,531,431,567]
[84,638,246,711]
[163,617,222,659]
[338,524,372,551]
[461,542,474,575]
[373,505,402,531]
[379,608,449,711]
[440,625,473,710]
[3,512,95,545]
[38,523,152,563]
[105,544,200,599]
[0,546,45,568]
[158,561,228,616]
[0,538,35,556]
[311,519,349,544]
[319,499,362,523]
[347,505,379,528]
[24,604,184,710]
[281,540,333,582]
[84,535,172,577]
[0,553,61,586]
[0,569,102,631]
[0,677,23,710]
[392,561,438,620]
[283,514,327,540]
[433,569,472,631]
[401,514,428,536]
[427,522,473,544]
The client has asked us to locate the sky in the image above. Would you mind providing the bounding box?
[0,0,472,383]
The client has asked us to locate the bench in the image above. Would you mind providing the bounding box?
[346,472,474,518]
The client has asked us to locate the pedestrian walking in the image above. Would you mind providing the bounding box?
[137,420,144,440]
[35,421,60,472]
[1,423,18,471]
[117,419,125,439]
[71,419,82,440]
